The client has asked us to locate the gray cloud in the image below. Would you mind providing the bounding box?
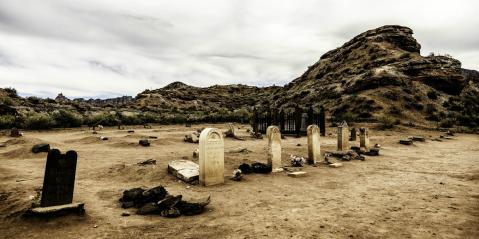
[0,0,478,98]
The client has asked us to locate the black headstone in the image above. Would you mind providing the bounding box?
[40,149,77,207]
[350,128,357,141]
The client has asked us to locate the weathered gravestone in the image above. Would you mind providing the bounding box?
[199,128,224,186]
[350,128,357,141]
[359,127,370,151]
[307,125,321,164]
[41,149,77,207]
[337,121,349,151]
[267,126,283,172]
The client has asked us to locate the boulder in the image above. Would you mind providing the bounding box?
[32,143,50,153]
[139,139,150,147]
[399,139,413,145]
[184,132,199,143]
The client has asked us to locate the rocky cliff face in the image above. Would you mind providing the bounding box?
[271,25,476,127]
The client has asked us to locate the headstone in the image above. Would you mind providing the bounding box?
[10,127,22,137]
[267,126,283,172]
[350,128,357,141]
[199,128,224,186]
[168,160,199,183]
[307,125,321,164]
[40,149,77,207]
[337,121,349,151]
[359,127,370,150]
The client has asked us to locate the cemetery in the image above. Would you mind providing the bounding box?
[0,121,478,238]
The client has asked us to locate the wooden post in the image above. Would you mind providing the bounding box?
[295,106,302,138]
[252,107,258,133]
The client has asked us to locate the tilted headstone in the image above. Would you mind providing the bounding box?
[267,126,283,172]
[307,125,321,164]
[359,127,370,151]
[40,149,77,207]
[350,128,357,141]
[337,121,349,151]
[199,128,224,186]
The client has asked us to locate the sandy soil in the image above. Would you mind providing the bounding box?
[0,124,478,239]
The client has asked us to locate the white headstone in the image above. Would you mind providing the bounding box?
[360,127,370,151]
[307,124,321,164]
[199,128,224,186]
[337,121,349,151]
[267,126,283,172]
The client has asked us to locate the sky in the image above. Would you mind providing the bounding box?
[0,0,478,99]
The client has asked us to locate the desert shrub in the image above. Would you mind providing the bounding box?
[86,113,119,126]
[27,96,42,104]
[403,88,412,94]
[4,87,18,97]
[119,114,144,125]
[23,112,55,130]
[1,97,14,106]
[399,52,411,59]
[427,90,438,100]
[413,94,422,101]
[51,110,83,128]
[0,115,16,129]
[389,106,401,115]
[382,91,398,100]
[425,104,437,114]
[439,118,455,128]
[378,116,396,129]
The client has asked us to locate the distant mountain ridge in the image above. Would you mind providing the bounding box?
[1,25,478,129]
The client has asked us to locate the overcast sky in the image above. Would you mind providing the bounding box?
[0,0,478,99]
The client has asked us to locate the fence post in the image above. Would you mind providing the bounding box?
[252,106,258,133]
[279,110,285,131]
[295,106,302,138]
[307,106,313,126]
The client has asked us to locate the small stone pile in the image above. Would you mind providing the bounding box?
[119,186,210,217]
[290,155,306,167]
[184,132,200,143]
[238,162,271,174]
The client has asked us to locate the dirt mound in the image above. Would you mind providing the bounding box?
[64,136,105,144]
[88,163,167,183]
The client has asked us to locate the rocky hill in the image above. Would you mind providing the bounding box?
[1,25,478,129]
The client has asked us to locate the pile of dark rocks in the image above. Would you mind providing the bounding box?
[119,186,210,217]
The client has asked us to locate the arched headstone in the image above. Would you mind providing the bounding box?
[307,125,321,164]
[337,121,349,151]
[267,126,283,172]
[360,127,370,151]
[199,128,224,186]
[41,149,77,207]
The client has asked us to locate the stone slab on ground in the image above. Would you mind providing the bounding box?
[399,139,413,145]
[32,143,50,153]
[287,171,307,177]
[329,163,343,168]
[27,202,85,216]
[168,160,199,183]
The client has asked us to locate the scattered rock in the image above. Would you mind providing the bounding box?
[399,139,413,145]
[192,148,199,158]
[287,171,307,177]
[32,143,50,153]
[365,148,380,156]
[139,139,150,147]
[250,162,272,174]
[168,160,199,183]
[121,211,130,216]
[0,143,6,147]
[228,147,251,154]
[92,131,98,134]
[410,136,426,142]
[329,163,343,168]
[238,163,252,174]
[143,124,152,129]
[10,128,22,137]
[231,169,243,181]
[148,136,158,139]
[290,155,306,167]
[119,185,210,217]
[137,159,156,166]
[296,143,301,147]
[250,132,263,139]
[100,136,108,140]
[127,130,135,133]
[184,132,199,143]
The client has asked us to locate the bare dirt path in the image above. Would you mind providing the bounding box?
[0,124,478,239]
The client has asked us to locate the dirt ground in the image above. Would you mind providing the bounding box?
[0,123,478,239]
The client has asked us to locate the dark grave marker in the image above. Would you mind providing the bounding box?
[350,128,357,141]
[40,149,77,207]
